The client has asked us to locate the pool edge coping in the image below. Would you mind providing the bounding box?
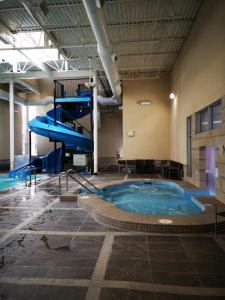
[77,179,225,233]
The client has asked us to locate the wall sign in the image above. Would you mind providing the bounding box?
[73,154,87,166]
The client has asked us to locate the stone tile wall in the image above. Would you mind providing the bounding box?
[186,97,225,203]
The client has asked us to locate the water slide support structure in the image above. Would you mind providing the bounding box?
[93,72,98,174]
[9,79,94,179]
[9,79,14,171]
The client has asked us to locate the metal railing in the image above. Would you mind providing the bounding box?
[17,165,37,187]
[58,169,102,195]
[61,107,91,135]
[58,171,68,196]
[205,203,225,238]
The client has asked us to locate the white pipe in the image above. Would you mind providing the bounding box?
[93,72,98,174]
[0,89,53,106]
[9,79,14,170]
[82,0,122,102]
[1,89,119,107]
[97,95,120,106]
[0,89,26,105]
[26,96,53,106]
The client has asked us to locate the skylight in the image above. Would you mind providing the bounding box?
[0,31,60,67]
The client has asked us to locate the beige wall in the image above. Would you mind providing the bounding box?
[0,102,10,160]
[98,110,122,158]
[0,101,22,160]
[26,80,53,156]
[171,0,225,164]
[15,104,22,155]
[28,79,53,100]
[123,76,170,160]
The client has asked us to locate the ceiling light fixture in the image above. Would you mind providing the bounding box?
[136,100,152,106]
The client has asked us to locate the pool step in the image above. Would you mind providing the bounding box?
[60,189,80,201]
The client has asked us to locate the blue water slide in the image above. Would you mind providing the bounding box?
[45,147,62,174]
[9,95,93,178]
[28,111,92,152]
[9,158,44,179]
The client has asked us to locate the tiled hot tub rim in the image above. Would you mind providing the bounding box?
[77,179,225,233]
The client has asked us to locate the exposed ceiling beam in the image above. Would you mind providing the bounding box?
[112,37,184,45]
[118,65,171,71]
[16,49,53,77]
[119,69,169,79]
[109,17,194,26]
[118,51,179,57]
[0,70,91,80]
[0,2,83,12]
[0,20,53,77]
[0,0,202,11]
[19,0,68,59]
[15,79,40,94]
[0,45,96,51]
[12,16,194,32]
[0,37,184,51]
[0,49,179,59]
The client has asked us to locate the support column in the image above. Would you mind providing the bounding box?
[29,130,32,164]
[9,78,15,170]
[25,106,29,154]
[93,72,98,174]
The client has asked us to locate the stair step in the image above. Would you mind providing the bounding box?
[60,189,80,201]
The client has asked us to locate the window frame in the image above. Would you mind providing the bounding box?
[196,99,222,134]
[210,99,222,130]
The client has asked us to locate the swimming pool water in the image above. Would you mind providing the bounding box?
[0,175,22,190]
[0,174,41,191]
[99,181,206,216]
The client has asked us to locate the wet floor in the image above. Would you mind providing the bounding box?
[0,174,225,299]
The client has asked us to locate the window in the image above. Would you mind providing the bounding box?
[199,108,209,132]
[196,99,222,133]
[211,101,222,130]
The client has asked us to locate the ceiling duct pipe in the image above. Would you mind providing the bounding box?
[1,89,119,107]
[82,0,122,105]
[0,89,26,105]
[0,89,53,106]
[26,96,53,106]
[97,95,119,106]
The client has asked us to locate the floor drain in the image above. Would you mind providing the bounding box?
[158,218,173,224]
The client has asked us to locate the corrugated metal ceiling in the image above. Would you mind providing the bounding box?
[0,0,203,92]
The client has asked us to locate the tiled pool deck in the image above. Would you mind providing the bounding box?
[0,173,225,299]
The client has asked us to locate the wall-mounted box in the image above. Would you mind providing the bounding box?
[128,130,135,137]
[73,154,86,166]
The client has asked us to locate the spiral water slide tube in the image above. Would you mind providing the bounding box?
[9,95,93,179]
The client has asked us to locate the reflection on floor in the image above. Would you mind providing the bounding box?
[0,173,225,300]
